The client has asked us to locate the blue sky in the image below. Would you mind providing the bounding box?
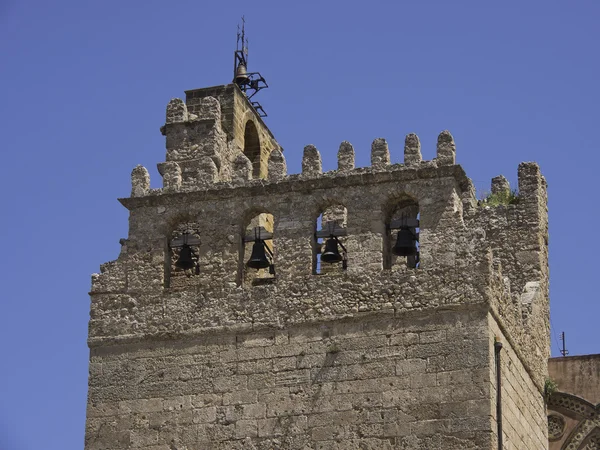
[0,1,598,448]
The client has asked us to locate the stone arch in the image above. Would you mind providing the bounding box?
[382,193,420,270]
[548,392,596,419]
[581,427,600,449]
[548,393,600,450]
[313,202,348,275]
[563,422,600,450]
[243,120,262,179]
[239,207,276,286]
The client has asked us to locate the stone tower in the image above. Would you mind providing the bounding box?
[85,81,550,449]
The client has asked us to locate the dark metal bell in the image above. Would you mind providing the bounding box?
[234,64,250,86]
[176,244,196,270]
[247,240,271,269]
[321,238,343,263]
[393,227,418,257]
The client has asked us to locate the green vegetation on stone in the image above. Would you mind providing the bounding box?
[480,189,519,206]
[544,377,559,403]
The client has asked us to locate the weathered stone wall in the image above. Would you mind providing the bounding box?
[86,308,496,450]
[465,164,550,392]
[88,100,550,448]
[488,315,548,450]
[549,356,600,405]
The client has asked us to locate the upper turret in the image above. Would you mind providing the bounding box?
[158,85,280,187]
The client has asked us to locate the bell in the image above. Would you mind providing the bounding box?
[175,244,196,270]
[234,64,250,86]
[247,240,271,269]
[393,227,418,257]
[321,238,343,263]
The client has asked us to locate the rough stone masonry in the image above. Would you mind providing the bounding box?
[85,83,550,449]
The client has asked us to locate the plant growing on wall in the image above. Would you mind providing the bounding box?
[480,189,519,206]
[544,377,559,403]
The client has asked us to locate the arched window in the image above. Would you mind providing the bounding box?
[384,199,419,270]
[239,211,275,286]
[165,223,201,288]
[313,204,348,275]
[243,121,261,179]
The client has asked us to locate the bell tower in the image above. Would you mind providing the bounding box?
[85,27,551,449]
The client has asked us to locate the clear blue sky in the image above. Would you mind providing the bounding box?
[0,1,598,448]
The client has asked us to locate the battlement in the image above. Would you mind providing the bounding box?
[148,93,460,194]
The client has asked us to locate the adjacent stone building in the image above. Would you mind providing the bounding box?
[85,79,552,449]
[547,354,600,449]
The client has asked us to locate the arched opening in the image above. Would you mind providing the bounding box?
[383,198,419,270]
[313,204,348,275]
[243,121,261,179]
[165,223,201,288]
[239,210,275,286]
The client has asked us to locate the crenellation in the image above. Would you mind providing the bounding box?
[194,96,221,121]
[148,133,477,198]
[337,141,355,171]
[518,162,546,208]
[196,156,219,187]
[404,133,422,166]
[302,144,322,176]
[232,153,252,183]
[371,138,390,168]
[131,165,150,197]
[460,176,477,217]
[160,161,181,191]
[491,175,510,194]
[166,98,188,124]
[267,148,286,182]
[436,130,456,166]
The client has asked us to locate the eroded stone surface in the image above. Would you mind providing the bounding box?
[436,130,456,166]
[404,133,422,166]
[233,154,253,183]
[161,161,181,191]
[371,138,390,168]
[130,165,149,197]
[268,148,286,182]
[491,175,510,194]
[302,145,322,176]
[337,141,355,171]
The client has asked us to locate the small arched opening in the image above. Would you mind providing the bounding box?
[383,197,420,270]
[243,120,262,179]
[239,210,275,286]
[313,204,348,275]
[165,222,202,288]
